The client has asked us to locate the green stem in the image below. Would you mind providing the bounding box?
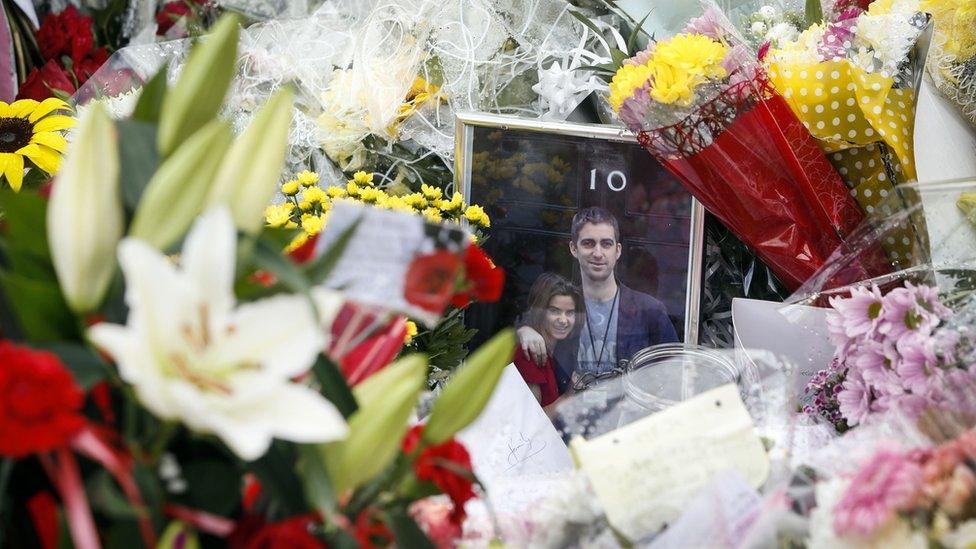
[148,421,180,463]
[0,458,12,547]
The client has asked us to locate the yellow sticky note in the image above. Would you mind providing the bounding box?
[570,384,769,542]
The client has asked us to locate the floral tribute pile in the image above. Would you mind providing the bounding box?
[0,16,513,548]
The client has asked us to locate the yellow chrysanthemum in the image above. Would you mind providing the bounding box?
[281,180,300,196]
[351,171,374,186]
[301,213,327,235]
[403,193,428,210]
[422,207,442,223]
[297,170,320,187]
[346,182,362,198]
[0,98,74,191]
[325,186,347,199]
[358,187,387,204]
[464,205,491,228]
[437,192,465,213]
[404,320,418,343]
[649,62,699,106]
[608,62,655,112]
[264,203,295,228]
[420,183,443,201]
[302,186,327,204]
[653,34,728,80]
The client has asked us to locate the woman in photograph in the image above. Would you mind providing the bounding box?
[513,273,585,408]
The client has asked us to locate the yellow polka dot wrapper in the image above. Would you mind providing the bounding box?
[767,60,923,267]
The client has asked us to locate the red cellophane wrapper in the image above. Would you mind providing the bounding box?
[636,70,883,290]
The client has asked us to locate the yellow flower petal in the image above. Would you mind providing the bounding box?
[17,143,60,174]
[9,99,40,119]
[30,130,68,153]
[0,102,14,118]
[2,153,24,191]
[32,115,76,133]
[28,98,71,123]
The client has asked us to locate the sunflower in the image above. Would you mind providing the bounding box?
[0,98,75,192]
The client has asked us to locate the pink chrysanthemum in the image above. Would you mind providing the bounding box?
[838,371,872,427]
[829,285,885,339]
[833,447,923,536]
[895,332,941,391]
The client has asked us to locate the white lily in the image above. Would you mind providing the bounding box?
[88,207,347,460]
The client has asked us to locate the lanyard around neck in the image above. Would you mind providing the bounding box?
[585,287,619,370]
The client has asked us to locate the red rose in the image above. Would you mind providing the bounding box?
[450,245,504,308]
[351,509,394,549]
[17,60,76,101]
[0,340,85,457]
[404,250,463,314]
[228,514,325,549]
[401,425,476,524]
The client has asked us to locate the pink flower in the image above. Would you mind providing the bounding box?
[833,447,924,536]
[829,286,885,339]
[911,283,952,321]
[623,43,655,67]
[618,84,653,130]
[879,285,942,339]
[838,371,872,426]
[895,333,941,391]
[683,6,725,39]
[853,340,890,381]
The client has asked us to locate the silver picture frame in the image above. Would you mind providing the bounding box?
[454,111,705,344]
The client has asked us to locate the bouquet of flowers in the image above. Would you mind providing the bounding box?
[809,428,976,548]
[763,0,933,269]
[608,8,874,290]
[803,283,976,432]
[924,0,976,129]
[0,17,514,548]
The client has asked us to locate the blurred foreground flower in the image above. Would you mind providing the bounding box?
[89,207,347,460]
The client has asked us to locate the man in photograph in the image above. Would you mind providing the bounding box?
[518,206,679,392]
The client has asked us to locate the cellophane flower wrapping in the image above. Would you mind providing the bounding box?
[923,0,976,129]
[764,2,934,270]
[631,76,870,289]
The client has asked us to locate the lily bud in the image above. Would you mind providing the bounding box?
[423,329,515,445]
[323,353,427,494]
[129,121,232,250]
[157,15,239,158]
[47,103,123,314]
[207,87,295,234]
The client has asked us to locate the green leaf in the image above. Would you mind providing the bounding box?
[296,445,338,515]
[569,9,605,42]
[609,47,629,69]
[87,470,139,520]
[805,0,823,27]
[303,218,361,286]
[116,120,159,214]
[0,189,51,259]
[423,329,515,444]
[250,442,308,518]
[388,508,436,549]
[251,234,310,294]
[626,11,651,56]
[0,272,79,341]
[35,342,110,389]
[311,355,358,418]
[131,63,168,124]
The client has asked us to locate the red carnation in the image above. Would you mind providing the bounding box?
[450,244,504,308]
[228,514,325,549]
[404,250,463,314]
[36,6,94,64]
[0,341,85,457]
[401,425,476,524]
[17,60,76,101]
[351,509,394,549]
[72,47,110,83]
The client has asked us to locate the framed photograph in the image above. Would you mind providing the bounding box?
[455,112,705,397]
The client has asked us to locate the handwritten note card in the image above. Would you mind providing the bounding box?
[569,384,769,542]
[315,201,468,326]
[457,365,574,513]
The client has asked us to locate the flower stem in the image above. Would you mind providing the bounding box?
[0,458,12,545]
[148,421,180,463]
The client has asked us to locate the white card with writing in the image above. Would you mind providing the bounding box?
[570,384,769,542]
[315,201,468,326]
[457,365,574,512]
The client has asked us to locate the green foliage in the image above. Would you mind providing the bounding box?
[116,120,159,216]
[409,307,477,382]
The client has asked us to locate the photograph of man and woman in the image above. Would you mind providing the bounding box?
[511,207,681,410]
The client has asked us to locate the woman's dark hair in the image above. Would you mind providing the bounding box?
[524,273,585,349]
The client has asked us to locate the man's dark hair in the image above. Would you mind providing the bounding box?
[571,206,620,243]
